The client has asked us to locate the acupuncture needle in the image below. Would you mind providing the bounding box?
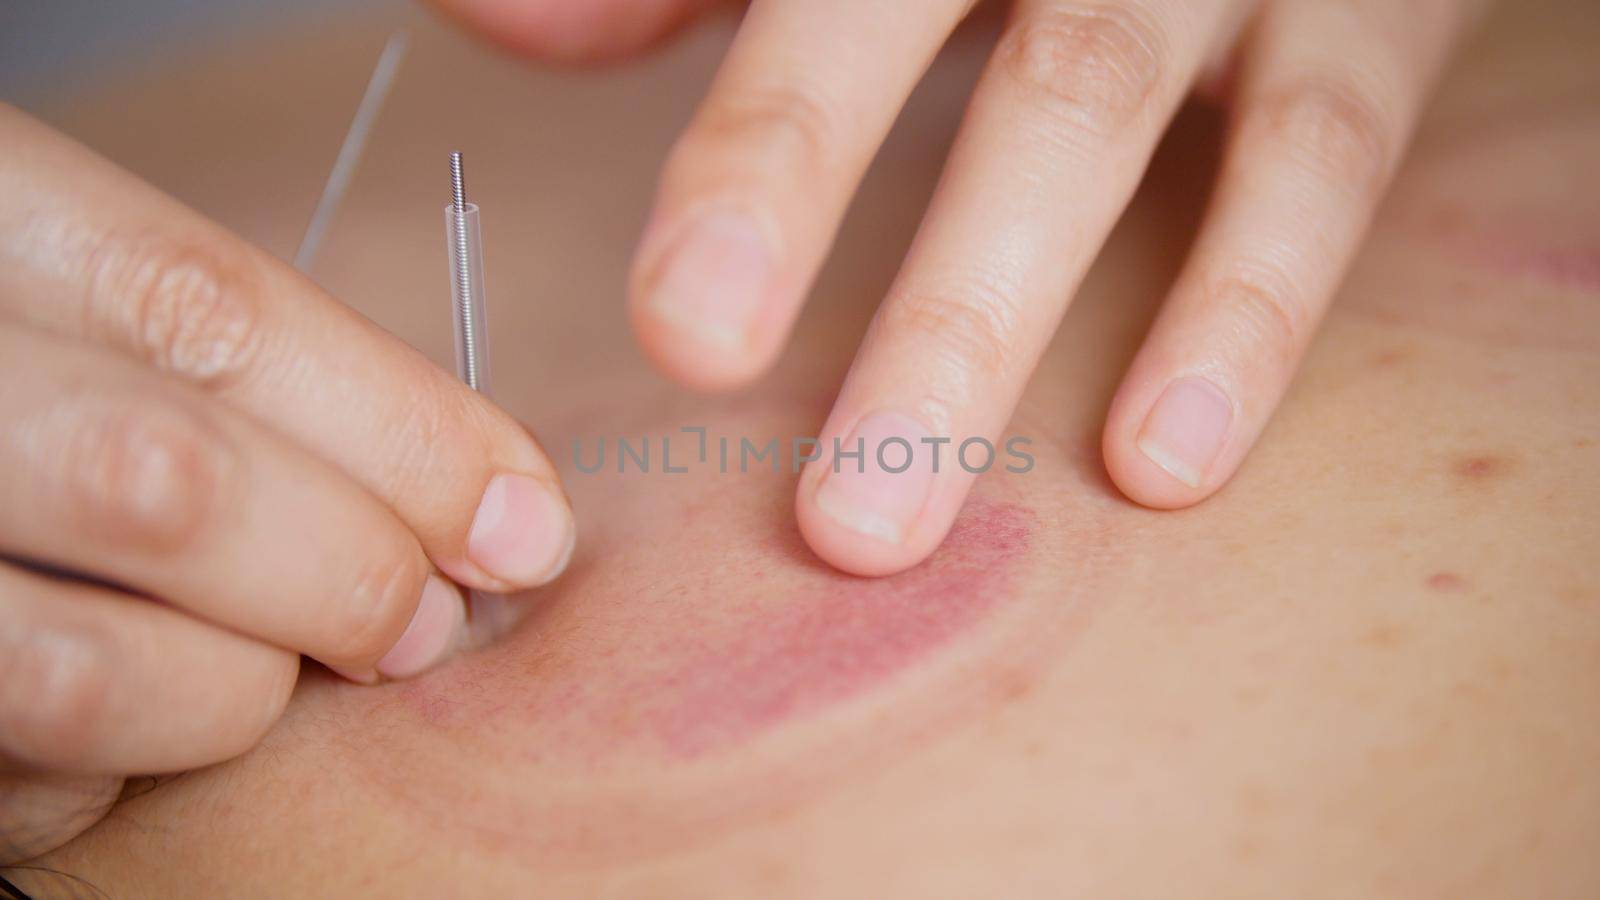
[294,29,409,273]
[289,40,510,643]
[445,153,518,639]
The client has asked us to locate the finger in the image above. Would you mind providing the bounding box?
[0,562,298,775]
[0,323,462,677]
[0,105,574,593]
[1193,0,1258,102]
[426,0,725,65]
[629,0,973,389]
[1102,0,1472,507]
[0,771,122,865]
[797,0,1229,575]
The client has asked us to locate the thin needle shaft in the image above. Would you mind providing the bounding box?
[294,30,409,272]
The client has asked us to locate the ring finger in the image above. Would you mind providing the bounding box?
[1102,0,1473,505]
[799,0,1233,575]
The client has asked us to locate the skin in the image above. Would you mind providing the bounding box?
[434,0,1483,578]
[8,0,1600,895]
[0,0,1481,856]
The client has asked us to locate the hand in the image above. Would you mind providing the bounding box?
[0,106,575,861]
[436,0,1481,575]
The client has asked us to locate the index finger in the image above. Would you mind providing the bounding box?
[0,105,574,592]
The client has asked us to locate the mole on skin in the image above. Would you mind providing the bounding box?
[396,499,1037,762]
[1453,454,1511,482]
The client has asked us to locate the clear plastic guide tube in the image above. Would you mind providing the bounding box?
[445,201,491,394]
[445,197,513,642]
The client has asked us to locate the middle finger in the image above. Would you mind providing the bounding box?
[798,0,1232,575]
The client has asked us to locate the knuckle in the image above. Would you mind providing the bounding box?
[82,228,265,386]
[60,402,233,555]
[681,82,839,181]
[373,367,472,509]
[326,549,426,664]
[881,278,1024,389]
[1213,268,1305,367]
[1257,77,1395,192]
[0,625,115,762]
[1000,3,1169,142]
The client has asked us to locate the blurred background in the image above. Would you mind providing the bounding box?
[1,0,386,104]
[0,0,745,399]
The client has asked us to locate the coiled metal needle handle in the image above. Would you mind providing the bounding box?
[448,152,486,392]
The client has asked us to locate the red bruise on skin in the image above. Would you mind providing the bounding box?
[342,496,1059,862]
[1427,206,1600,294]
[395,498,1036,762]
[648,502,1033,757]
[1473,241,1600,294]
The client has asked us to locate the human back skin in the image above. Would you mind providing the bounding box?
[12,1,1600,896]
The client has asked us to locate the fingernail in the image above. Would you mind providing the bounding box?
[376,575,464,680]
[468,474,575,586]
[644,210,773,349]
[1136,377,1234,489]
[813,411,935,544]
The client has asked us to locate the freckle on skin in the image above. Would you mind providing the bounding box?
[1558,585,1593,608]
[989,668,1035,704]
[1234,684,1267,707]
[1361,622,1412,649]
